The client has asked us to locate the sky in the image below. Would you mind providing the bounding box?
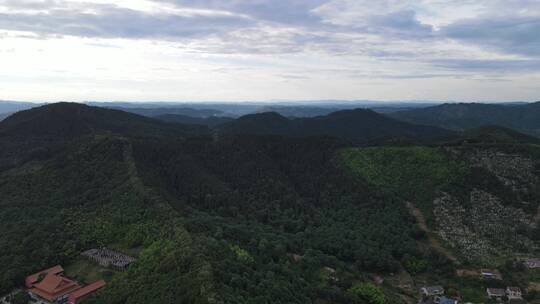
[0,0,539,102]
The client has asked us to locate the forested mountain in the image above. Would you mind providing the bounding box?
[0,103,208,170]
[218,109,454,142]
[1,103,539,304]
[390,102,540,137]
[110,107,225,118]
[155,114,234,127]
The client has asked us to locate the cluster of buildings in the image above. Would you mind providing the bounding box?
[421,267,525,304]
[486,287,523,302]
[25,265,105,304]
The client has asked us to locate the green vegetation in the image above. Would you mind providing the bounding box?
[1,103,539,304]
[340,146,469,221]
[348,282,386,304]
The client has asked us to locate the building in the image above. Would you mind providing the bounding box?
[480,269,502,280]
[25,265,65,288]
[421,286,445,297]
[486,288,506,300]
[25,266,105,304]
[524,259,540,269]
[68,280,106,304]
[26,266,81,304]
[439,297,458,304]
[506,287,522,300]
[81,248,136,270]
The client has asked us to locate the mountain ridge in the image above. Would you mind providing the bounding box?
[218,108,455,142]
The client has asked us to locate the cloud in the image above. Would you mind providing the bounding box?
[152,0,328,25]
[432,59,540,72]
[440,15,540,56]
[0,1,254,39]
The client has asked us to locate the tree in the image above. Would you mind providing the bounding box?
[348,282,386,304]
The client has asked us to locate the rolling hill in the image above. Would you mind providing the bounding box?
[1,102,539,304]
[155,114,234,127]
[390,102,540,137]
[0,103,208,171]
[218,108,454,142]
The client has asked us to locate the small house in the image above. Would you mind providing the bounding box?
[480,269,502,280]
[439,297,458,304]
[421,286,445,297]
[506,287,522,300]
[524,259,540,269]
[486,288,505,300]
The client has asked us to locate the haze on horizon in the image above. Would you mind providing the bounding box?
[0,0,539,103]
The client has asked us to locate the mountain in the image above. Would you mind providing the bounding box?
[461,125,540,144]
[0,103,208,170]
[109,107,224,118]
[390,102,540,136]
[0,112,11,121]
[254,106,340,117]
[155,114,233,127]
[0,100,37,114]
[218,108,454,142]
[0,102,207,139]
[1,102,539,304]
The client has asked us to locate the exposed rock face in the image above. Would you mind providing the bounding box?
[434,190,537,264]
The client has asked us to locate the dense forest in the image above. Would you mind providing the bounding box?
[1,103,539,303]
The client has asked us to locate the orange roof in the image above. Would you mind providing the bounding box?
[25,265,64,287]
[29,272,81,302]
[68,280,106,303]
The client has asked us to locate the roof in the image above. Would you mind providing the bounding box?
[68,280,106,302]
[25,265,64,287]
[487,288,506,296]
[439,297,457,304]
[507,286,522,292]
[30,274,81,302]
[423,285,444,293]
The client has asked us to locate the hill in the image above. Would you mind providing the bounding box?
[390,102,540,136]
[461,125,540,144]
[218,109,454,142]
[0,103,208,171]
[0,100,37,114]
[1,102,539,304]
[155,114,233,127]
[110,107,224,118]
[0,112,11,121]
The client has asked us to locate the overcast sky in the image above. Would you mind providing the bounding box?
[0,0,539,102]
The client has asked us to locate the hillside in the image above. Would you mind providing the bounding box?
[110,107,224,118]
[155,114,233,127]
[0,103,208,171]
[390,102,540,137]
[218,109,454,142]
[0,112,11,121]
[1,102,539,303]
[0,102,207,138]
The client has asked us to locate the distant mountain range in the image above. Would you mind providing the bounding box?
[0,101,37,114]
[218,109,454,142]
[155,114,234,127]
[0,112,11,121]
[390,102,540,137]
[109,107,225,118]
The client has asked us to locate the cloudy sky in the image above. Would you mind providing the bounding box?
[0,0,539,102]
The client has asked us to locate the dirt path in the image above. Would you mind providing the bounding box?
[406,202,457,262]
